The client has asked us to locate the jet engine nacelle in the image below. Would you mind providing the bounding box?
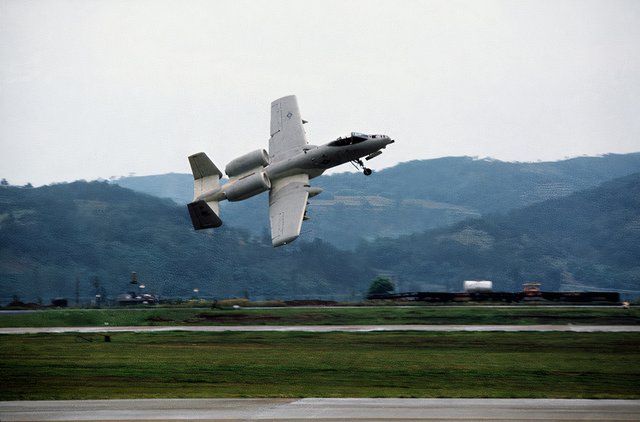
[225,171,271,202]
[225,149,270,177]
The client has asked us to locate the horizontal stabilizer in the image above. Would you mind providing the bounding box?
[189,152,223,180]
[187,200,222,230]
[188,152,223,207]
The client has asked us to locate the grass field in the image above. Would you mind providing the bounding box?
[1,331,638,400]
[1,306,639,327]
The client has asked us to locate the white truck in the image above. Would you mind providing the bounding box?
[463,280,493,293]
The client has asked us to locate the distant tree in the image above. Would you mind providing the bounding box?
[24,183,33,188]
[9,295,24,307]
[1,178,8,186]
[367,276,394,296]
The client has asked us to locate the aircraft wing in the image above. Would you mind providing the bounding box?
[269,95,308,161]
[269,174,309,247]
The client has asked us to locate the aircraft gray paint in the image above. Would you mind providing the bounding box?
[187,95,394,247]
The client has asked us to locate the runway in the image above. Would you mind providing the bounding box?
[2,398,639,421]
[1,324,639,334]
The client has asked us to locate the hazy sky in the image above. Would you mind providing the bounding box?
[1,0,639,186]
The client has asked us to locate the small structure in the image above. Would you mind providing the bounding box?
[116,292,158,305]
[117,272,159,305]
[51,298,68,307]
[523,282,542,297]
[463,280,493,293]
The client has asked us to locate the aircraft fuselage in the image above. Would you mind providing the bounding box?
[264,133,394,181]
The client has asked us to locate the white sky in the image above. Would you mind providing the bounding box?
[1,0,639,186]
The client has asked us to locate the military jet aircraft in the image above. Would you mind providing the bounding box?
[187,95,394,247]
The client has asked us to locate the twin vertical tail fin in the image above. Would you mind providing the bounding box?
[187,152,223,230]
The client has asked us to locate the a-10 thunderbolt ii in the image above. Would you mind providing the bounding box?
[187,95,394,247]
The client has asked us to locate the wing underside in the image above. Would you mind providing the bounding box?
[269,95,308,161]
[269,174,309,247]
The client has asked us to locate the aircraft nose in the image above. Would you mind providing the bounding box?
[382,136,394,145]
[370,134,394,147]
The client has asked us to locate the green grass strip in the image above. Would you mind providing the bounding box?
[1,306,639,327]
[1,331,638,400]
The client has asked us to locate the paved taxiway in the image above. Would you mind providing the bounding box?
[1,324,639,334]
[2,398,639,421]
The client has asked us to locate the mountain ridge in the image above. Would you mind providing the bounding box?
[1,170,638,301]
[357,172,640,293]
[114,152,640,248]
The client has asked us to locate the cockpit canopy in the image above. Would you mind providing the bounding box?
[328,132,369,147]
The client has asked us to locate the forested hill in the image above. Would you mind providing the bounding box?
[114,153,640,248]
[357,172,640,293]
[1,173,638,302]
[0,182,369,302]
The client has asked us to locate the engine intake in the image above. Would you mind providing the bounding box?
[225,149,269,177]
[224,171,271,201]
